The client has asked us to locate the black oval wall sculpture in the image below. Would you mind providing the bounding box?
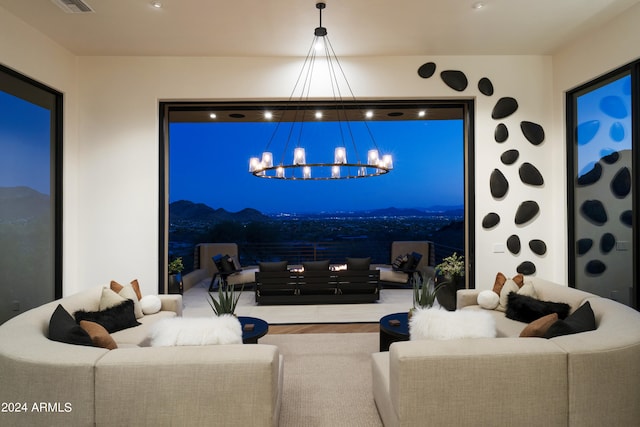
[600,233,616,254]
[519,162,544,186]
[580,200,608,225]
[577,238,593,255]
[507,235,521,254]
[478,77,494,96]
[417,62,436,78]
[529,239,547,256]
[500,149,519,165]
[495,123,508,143]
[577,163,602,186]
[492,97,518,119]
[611,167,631,198]
[440,70,468,92]
[490,169,509,198]
[515,201,540,225]
[517,261,536,275]
[602,151,619,164]
[620,210,633,227]
[586,260,606,276]
[482,212,500,229]
[520,121,545,146]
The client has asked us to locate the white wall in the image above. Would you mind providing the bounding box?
[2,4,639,297]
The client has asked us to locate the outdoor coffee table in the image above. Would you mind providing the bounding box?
[238,316,269,344]
[379,312,410,351]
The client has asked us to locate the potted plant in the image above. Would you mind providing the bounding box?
[208,283,244,316]
[168,256,184,294]
[410,276,444,318]
[434,252,465,311]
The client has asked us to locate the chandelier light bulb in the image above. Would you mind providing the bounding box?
[303,166,312,179]
[249,157,260,172]
[382,154,393,169]
[261,152,273,168]
[367,149,379,166]
[294,147,306,165]
[276,166,285,178]
[334,147,347,164]
[331,165,340,178]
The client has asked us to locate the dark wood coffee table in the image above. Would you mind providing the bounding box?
[379,312,410,351]
[238,316,269,344]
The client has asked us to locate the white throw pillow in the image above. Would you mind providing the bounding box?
[150,315,243,347]
[477,290,499,310]
[409,308,496,340]
[117,284,144,319]
[140,295,162,315]
[496,279,520,312]
[518,281,537,298]
[99,287,126,311]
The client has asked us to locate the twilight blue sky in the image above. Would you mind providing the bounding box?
[170,119,464,214]
[0,90,51,195]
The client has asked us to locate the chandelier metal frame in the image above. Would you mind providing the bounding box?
[249,2,393,180]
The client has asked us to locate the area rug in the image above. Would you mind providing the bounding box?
[260,332,382,427]
[182,280,415,324]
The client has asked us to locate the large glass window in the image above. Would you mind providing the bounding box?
[0,64,62,324]
[160,101,473,292]
[568,60,639,308]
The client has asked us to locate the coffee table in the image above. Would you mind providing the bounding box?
[238,316,269,344]
[379,312,410,351]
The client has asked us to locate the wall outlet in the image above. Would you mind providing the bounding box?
[616,241,630,251]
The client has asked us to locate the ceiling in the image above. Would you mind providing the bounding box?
[1,0,638,57]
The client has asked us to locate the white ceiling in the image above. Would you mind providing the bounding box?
[1,0,638,57]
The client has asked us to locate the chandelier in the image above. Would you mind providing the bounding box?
[248,2,393,180]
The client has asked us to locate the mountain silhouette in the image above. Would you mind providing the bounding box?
[0,186,50,222]
[169,200,267,223]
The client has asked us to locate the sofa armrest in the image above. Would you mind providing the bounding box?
[182,268,209,292]
[158,294,182,316]
[456,288,480,309]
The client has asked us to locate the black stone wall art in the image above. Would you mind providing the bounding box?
[490,169,509,198]
[600,95,628,119]
[478,77,494,96]
[576,120,600,146]
[577,163,602,186]
[491,97,518,119]
[507,235,521,254]
[417,62,436,79]
[580,200,608,225]
[500,149,519,165]
[586,260,606,276]
[600,233,616,254]
[495,123,508,143]
[517,261,536,275]
[515,201,540,225]
[611,167,631,198]
[482,212,500,229]
[577,238,593,255]
[440,70,468,91]
[602,151,619,164]
[520,121,545,146]
[620,210,632,227]
[529,239,547,256]
[519,162,544,186]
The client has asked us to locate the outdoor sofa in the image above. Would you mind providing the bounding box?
[371,277,640,427]
[0,286,282,427]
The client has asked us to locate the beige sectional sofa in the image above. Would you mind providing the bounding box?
[371,277,640,427]
[0,286,282,427]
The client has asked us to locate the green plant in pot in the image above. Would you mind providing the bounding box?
[410,277,444,318]
[168,256,184,294]
[208,283,244,316]
[434,252,465,311]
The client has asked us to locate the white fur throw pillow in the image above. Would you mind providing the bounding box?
[140,295,162,315]
[150,316,243,347]
[477,290,500,309]
[410,308,496,340]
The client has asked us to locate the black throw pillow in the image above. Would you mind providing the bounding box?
[302,260,330,271]
[346,257,371,270]
[258,260,289,272]
[506,293,571,323]
[74,300,141,333]
[544,301,597,338]
[213,254,236,273]
[49,304,94,346]
[392,254,409,270]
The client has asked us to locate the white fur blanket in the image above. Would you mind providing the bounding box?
[409,308,496,340]
[150,315,243,346]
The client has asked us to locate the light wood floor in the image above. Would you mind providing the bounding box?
[268,323,379,334]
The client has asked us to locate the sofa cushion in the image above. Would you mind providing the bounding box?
[75,300,141,333]
[478,290,500,310]
[111,283,143,319]
[492,272,507,295]
[149,315,243,346]
[346,257,371,270]
[497,279,520,312]
[48,304,94,346]
[99,287,127,311]
[303,260,330,271]
[140,295,162,315]
[520,313,559,337]
[409,308,496,340]
[506,293,571,323]
[544,301,597,338]
[259,260,289,272]
[110,279,142,300]
[80,320,118,350]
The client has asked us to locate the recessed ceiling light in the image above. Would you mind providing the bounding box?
[472,2,485,10]
[264,112,273,120]
[418,110,426,117]
[209,113,217,119]
[365,111,374,119]
[315,111,323,119]
[151,1,162,9]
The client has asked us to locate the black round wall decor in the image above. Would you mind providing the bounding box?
[495,123,509,143]
[529,239,547,256]
[482,212,500,229]
[586,260,606,276]
[519,162,544,186]
[491,97,518,119]
[440,70,468,92]
[577,238,593,255]
[507,235,521,254]
[417,62,436,78]
[520,121,545,146]
[580,200,608,225]
[517,261,536,275]
[602,151,620,164]
[490,169,509,198]
[500,149,519,165]
[515,201,540,225]
[611,167,631,198]
[577,163,602,186]
[620,210,633,227]
[600,233,616,254]
[478,77,494,96]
